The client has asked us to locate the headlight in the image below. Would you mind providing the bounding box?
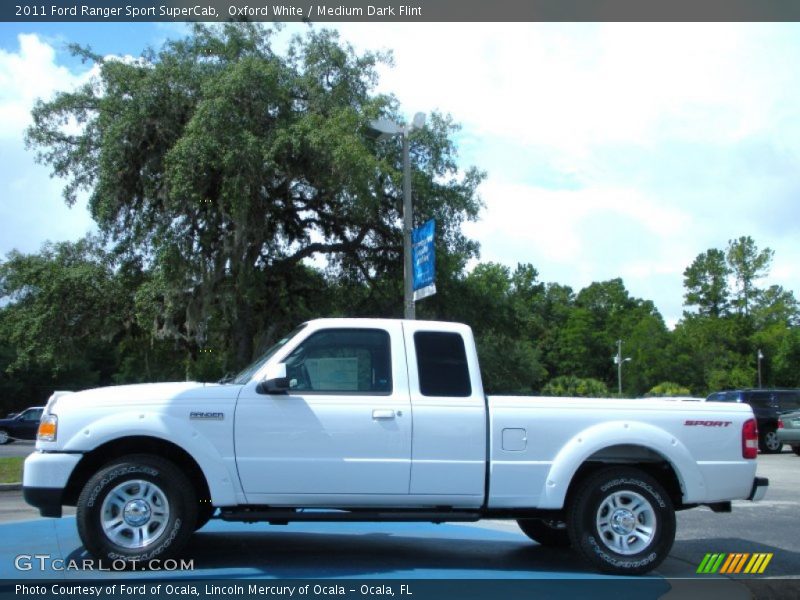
[37,414,58,442]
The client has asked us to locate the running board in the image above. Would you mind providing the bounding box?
[218,509,482,524]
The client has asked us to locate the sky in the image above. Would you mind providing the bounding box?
[1,21,799,327]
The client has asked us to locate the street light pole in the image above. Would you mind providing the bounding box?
[368,113,425,320]
[614,339,631,396]
[758,349,764,388]
[402,131,414,320]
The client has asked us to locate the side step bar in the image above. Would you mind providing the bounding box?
[218,509,482,524]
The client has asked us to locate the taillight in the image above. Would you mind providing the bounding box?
[778,418,784,429]
[742,418,758,459]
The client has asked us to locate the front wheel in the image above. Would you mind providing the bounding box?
[76,455,197,565]
[517,518,570,547]
[567,467,675,575]
[0,430,10,445]
[791,445,800,457]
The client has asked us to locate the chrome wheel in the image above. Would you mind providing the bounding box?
[0,430,9,445]
[595,490,656,555]
[100,479,170,549]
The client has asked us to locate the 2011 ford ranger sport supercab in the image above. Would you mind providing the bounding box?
[24,318,768,575]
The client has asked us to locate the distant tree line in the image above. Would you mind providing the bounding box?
[1,24,797,412]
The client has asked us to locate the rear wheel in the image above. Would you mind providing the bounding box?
[517,518,570,547]
[77,455,197,566]
[759,430,783,454]
[567,467,675,575]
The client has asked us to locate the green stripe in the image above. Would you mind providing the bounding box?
[696,554,714,573]
[711,553,726,573]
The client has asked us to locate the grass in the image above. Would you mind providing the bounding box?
[0,457,24,484]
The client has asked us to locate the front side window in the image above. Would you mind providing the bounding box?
[283,329,392,394]
[232,324,308,385]
[414,331,472,397]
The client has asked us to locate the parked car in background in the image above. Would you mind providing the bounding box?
[706,389,800,453]
[777,410,800,456]
[0,407,44,444]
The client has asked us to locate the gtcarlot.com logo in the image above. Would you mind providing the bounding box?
[696,552,773,574]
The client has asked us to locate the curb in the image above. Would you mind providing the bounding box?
[0,483,21,491]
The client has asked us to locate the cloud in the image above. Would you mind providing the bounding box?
[4,24,800,330]
[0,34,96,256]
[322,23,800,325]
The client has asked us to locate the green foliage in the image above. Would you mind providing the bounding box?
[0,457,24,484]
[646,382,692,397]
[541,375,609,398]
[683,248,729,317]
[475,332,546,395]
[2,23,797,402]
[0,237,123,378]
[726,236,773,317]
[26,23,483,369]
[773,328,800,387]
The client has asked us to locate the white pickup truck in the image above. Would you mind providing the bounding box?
[24,318,768,575]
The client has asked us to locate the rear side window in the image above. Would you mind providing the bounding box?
[746,392,775,409]
[775,391,800,411]
[414,331,472,397]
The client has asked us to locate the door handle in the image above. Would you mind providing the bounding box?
[372,409,396,420]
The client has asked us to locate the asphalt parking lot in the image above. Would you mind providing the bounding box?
[0,440,34,458]
[0,451,797,596]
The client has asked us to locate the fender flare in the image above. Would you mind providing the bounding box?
[536,420,707,509]
[62,411,241,506]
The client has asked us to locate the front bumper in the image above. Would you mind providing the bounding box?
[748,476,769,501]
[22,451,82,518]
[23,486,63,518]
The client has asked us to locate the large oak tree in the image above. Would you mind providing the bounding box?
[26,23,483,367]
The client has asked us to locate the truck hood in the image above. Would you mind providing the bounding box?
[47,381,238,412]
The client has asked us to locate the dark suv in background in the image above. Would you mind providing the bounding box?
[706,389,800,453]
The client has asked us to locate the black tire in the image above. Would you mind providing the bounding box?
[0,430,11,445]
[759,430,783,454]
[567,467,676,575]
[517,518,571,547]
[76,455,197,566]
[791,445,800,457]
[194,503,215,531]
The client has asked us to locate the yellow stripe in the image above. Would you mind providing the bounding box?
[757,554,773,574]
[720,554,737,574]
[746,554,765,574]
[733,553,750,574]
[743,554,755,573]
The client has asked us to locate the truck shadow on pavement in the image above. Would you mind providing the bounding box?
[183,529,581,578]
[61,523,587,578]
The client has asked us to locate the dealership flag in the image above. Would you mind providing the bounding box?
[412,219,436,301]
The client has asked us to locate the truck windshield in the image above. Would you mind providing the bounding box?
[231,324,307,384]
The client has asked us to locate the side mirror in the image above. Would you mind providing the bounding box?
[257,363,290,395]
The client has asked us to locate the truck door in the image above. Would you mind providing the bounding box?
[234,323,412,501]
[402,323,487,505]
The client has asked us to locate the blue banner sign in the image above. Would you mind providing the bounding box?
[412,219,436,301]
